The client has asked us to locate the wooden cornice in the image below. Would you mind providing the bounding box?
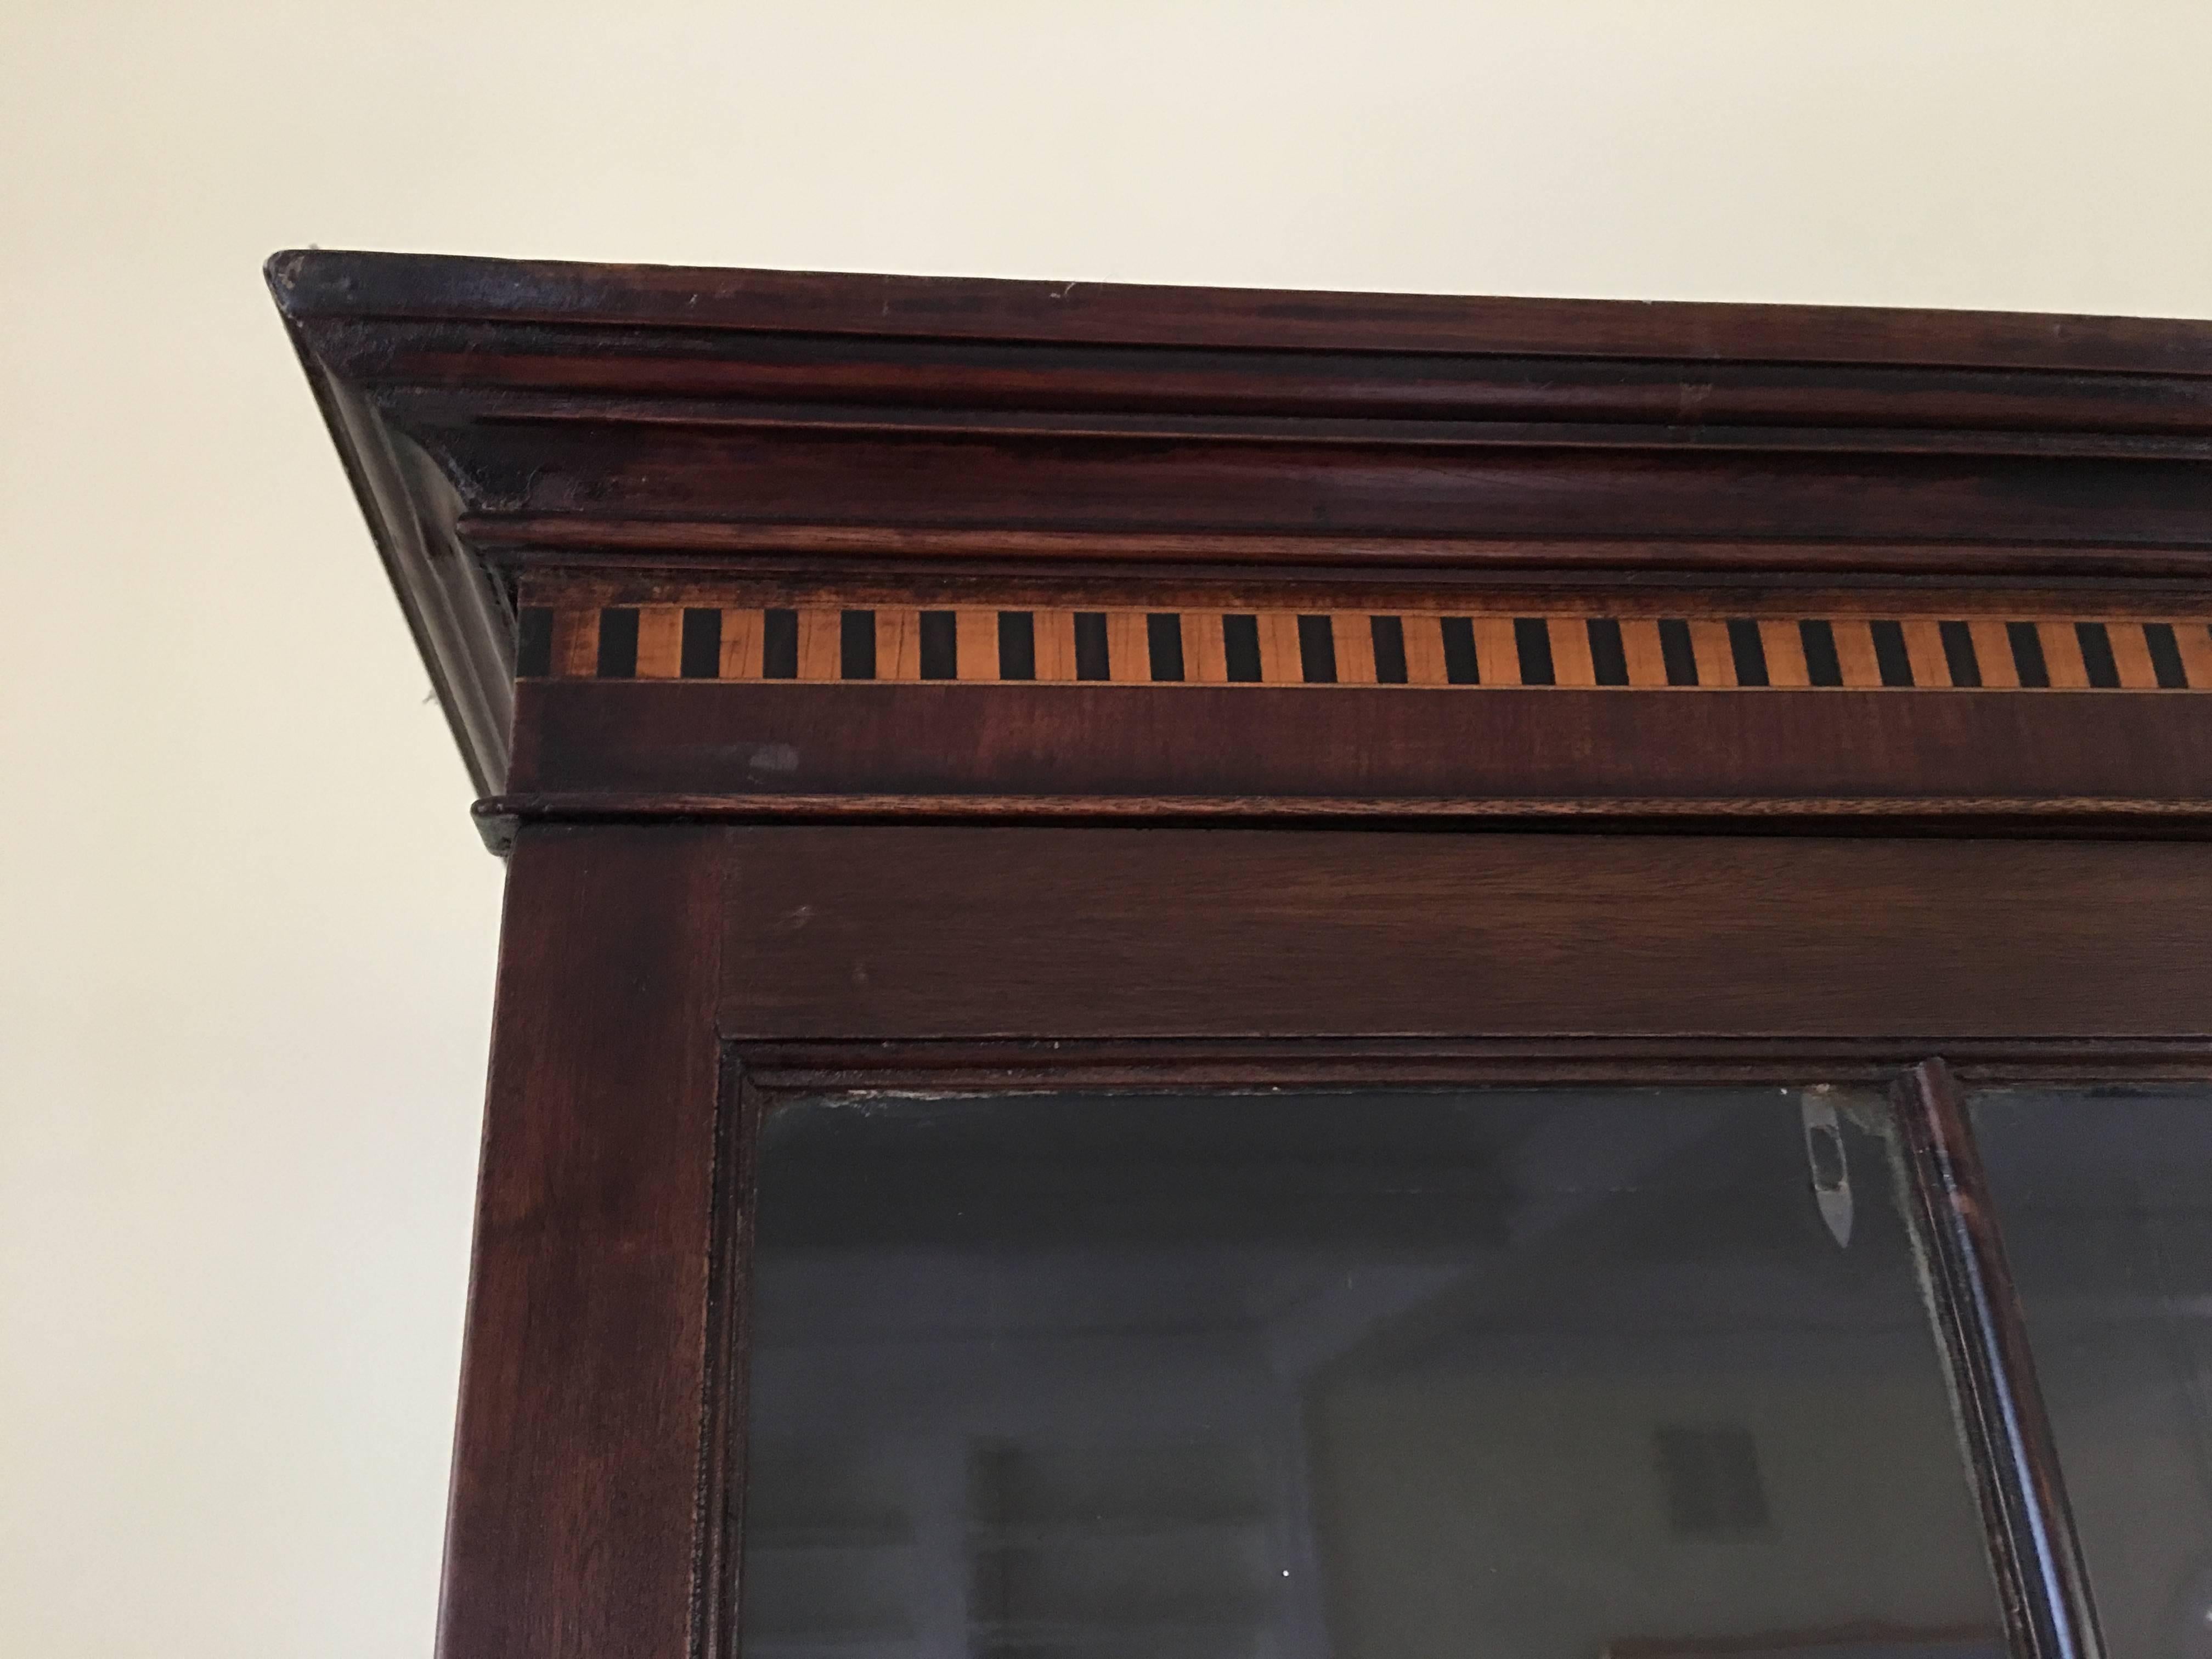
[270,250,2212,797]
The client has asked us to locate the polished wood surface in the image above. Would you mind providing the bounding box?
[268,250,2212,373]
[714,828,2212,1043]
[507,680,2212,817]
[442,828,725,1659]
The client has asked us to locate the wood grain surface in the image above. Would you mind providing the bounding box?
[716,828,2212,1042]
[440,828,724,1659]
[510,680,2212,808]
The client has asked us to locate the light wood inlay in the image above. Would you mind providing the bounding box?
[1550,618,1596,687]
[1256,613,1301,684]
[1402,616,1448,686]
[1689,622,1737,688]
[2040,621,2091,689]
[1337,615,1379,685]
[1834,621,1883,688]
[719,609,764,680]
[877,609,921,682]
[2109,623,2159,690]
[1622,619,1669,687]
[1183,613,1226,684]
[1969,620,2021,688]
[1472,618,1518,686]
[1034,610,1077,683]
[955,610,997,681]
[554,608,599,679]
[634,606,682,678]
[1761,620,1810,687]
[2175,623,2212,691]
[1893,624,1946,690]
[796,609,842,681]
[521,599,2212,691]
[1901,620,1949,689]
[1107,613,1149,684]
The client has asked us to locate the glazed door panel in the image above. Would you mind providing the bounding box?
[1972,1087,2212,1656]
[735,1085,2005,1659]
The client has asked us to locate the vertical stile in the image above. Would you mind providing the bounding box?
[1891,1059,2105,1659]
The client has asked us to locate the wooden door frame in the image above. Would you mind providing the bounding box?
[439,822,2207,1659]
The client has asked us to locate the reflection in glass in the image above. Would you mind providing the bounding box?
[1973,1087,2212,1659]
[739,1090,2001,1659]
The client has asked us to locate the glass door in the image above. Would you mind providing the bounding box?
[734,1087,2012,1659]
[1972,1086,2212,1659]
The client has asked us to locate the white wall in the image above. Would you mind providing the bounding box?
[6,3,2212,1654]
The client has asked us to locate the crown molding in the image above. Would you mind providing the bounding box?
[271,250,2212,794]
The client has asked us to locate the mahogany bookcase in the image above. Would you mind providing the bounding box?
[274,253,2212,1659]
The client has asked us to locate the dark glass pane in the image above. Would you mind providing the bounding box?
[741,1090,2001,1659]
[1972,1086,2212,1657]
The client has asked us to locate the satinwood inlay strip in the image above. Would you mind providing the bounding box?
[516,603,2212,690]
